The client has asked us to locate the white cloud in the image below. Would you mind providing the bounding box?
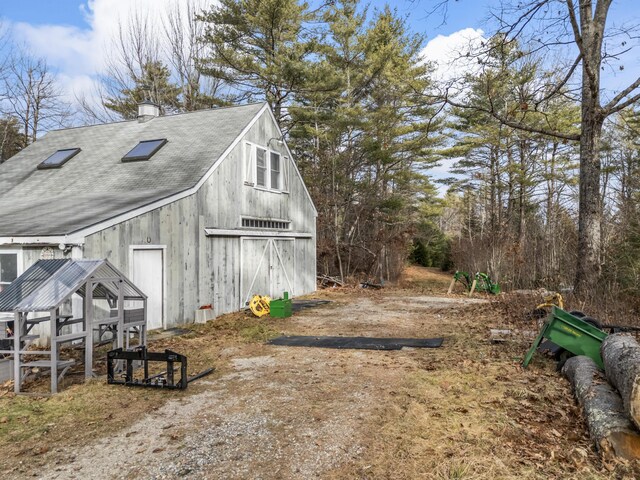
[10,0,211,108]
[419,28,487,196]
[421,28,485,87]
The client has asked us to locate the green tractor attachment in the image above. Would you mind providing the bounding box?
[522,307,608,368]
[449,271,501,295]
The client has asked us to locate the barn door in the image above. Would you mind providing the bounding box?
[241,238,271,308]
[240,238,296,308]
[271,239,295,299]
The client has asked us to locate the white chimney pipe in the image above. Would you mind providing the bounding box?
[137,100,160,122]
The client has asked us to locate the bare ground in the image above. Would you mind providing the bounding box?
[1,266,639,479]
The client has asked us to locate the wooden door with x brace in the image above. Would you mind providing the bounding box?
[240,238,295,309]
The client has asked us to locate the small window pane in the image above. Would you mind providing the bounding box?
[38,148,81,169]
[270,152,280,171]
[256,148,267,186]
[0,253,17,283]
[270,152,280,190]
[122,139,167,162]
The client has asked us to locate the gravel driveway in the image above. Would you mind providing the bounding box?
[36,294,479,480]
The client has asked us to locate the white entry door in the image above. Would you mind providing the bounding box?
[132,248,164,330]
[240,238,295,308]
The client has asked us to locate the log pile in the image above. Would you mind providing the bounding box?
[560,333,640,461]
[561,356,640,461]
[601,334,640,429]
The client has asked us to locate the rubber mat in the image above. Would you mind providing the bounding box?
[268,335,444,350]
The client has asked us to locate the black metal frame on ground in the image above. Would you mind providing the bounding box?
[107,346,214,390]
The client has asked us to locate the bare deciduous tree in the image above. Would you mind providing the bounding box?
[4,51,72,144]
[163,0,225,110]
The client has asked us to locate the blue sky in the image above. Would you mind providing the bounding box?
[3,0,637,97]
[0,0,488,39]
[0,0,494,120]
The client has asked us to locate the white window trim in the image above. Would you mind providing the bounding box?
[244,141,289,193]
[0,248,23,320]
[0,247,23,287]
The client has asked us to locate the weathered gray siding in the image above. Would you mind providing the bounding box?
[83,109,316,326]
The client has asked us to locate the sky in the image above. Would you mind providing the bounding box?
[0,0,491,103]
[2,0,639,109]
[1,0,639,190]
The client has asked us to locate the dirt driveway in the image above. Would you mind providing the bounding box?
[2,268,638,479]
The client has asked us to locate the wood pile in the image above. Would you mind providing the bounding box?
[561,334,640,461]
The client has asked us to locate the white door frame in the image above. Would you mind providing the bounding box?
[239,237,295,309]
[129,245,166,329]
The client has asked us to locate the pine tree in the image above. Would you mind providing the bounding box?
[104,61,181,119]
[198,0,316,125]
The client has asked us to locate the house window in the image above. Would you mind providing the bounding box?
[256,147,267,187]
[244,142,288,192]
[242,218,290,230]
[0,253,18,292]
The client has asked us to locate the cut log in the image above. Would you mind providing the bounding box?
[601,333,640,430]
[561,355,640,461]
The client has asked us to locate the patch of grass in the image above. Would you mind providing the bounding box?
[239,323,279,342]
[0,379,170,457]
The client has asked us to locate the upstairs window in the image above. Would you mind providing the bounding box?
[37,148,81,169]
[244,142,288,192]
[122,139,167,162]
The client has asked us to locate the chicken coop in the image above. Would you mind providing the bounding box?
[0,258,147,393]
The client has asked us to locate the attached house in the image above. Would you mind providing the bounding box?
[0,102,317,329]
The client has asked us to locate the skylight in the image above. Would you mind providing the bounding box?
[37,148,81,170]
[122,139,167,162]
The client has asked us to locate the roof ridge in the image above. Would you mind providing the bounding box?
[48,101,268,133]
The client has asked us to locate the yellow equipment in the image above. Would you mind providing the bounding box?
[535,292,564,311]
[529,292,565,326]
[249,295,271,317]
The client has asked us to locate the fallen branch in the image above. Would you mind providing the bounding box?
[317,275,344,288]
[562,355,640,461]
[601,334,640,429]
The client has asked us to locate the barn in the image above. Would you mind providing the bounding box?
[0,102,317,330]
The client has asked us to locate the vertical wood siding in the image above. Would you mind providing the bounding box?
[82,110,316,326]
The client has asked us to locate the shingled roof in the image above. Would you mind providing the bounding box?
[0,102,266,236]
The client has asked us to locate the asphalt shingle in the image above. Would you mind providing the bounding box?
[0,102,265,236]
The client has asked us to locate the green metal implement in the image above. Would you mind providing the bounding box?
[522,307,608,368]
[270,291,292,318]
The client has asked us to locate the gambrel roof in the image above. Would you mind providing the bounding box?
[0,102,273,237]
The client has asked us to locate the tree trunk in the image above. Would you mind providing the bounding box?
[601,334,640,429]
[574,0,607,297]
[575,100,603,296]
[562,355,640,461]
